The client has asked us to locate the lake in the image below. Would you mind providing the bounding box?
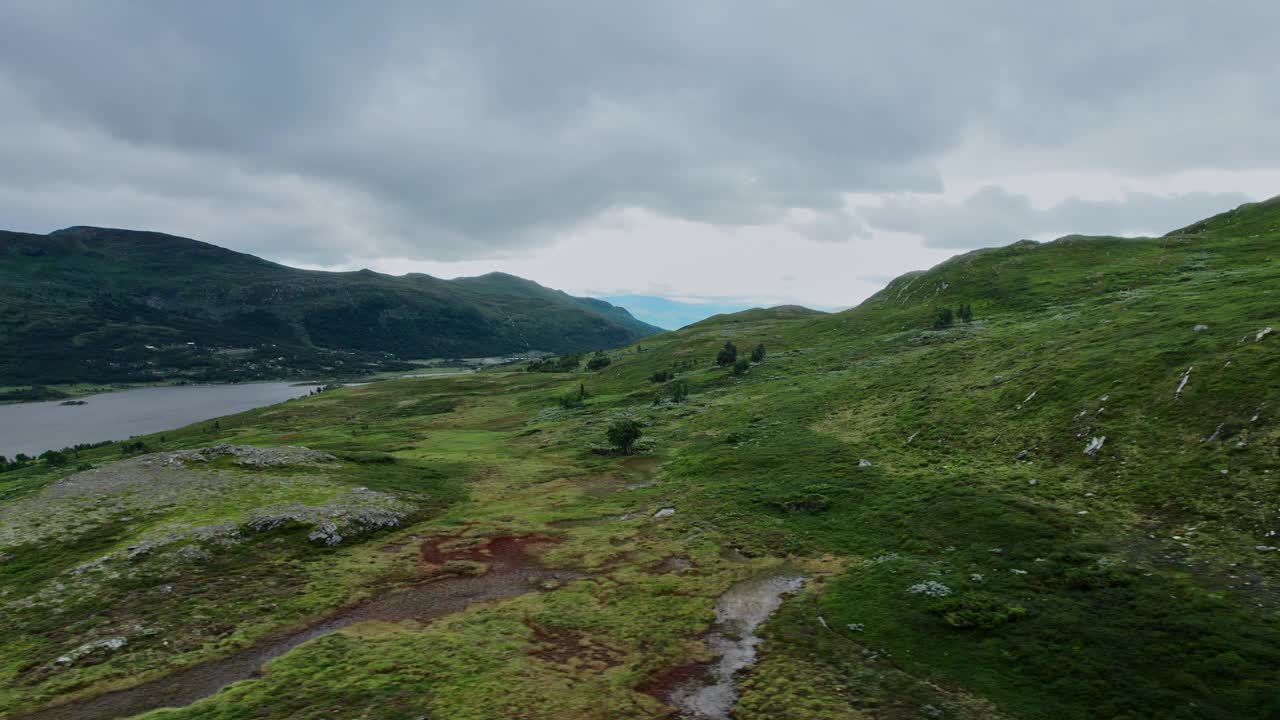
[0,382,320,459]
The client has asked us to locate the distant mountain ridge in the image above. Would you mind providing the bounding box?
[0,226,660,384]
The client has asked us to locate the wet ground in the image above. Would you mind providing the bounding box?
[17,535,573,720]
[666,567,806,719]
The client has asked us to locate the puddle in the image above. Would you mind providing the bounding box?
[19,536,573,720]
[666,567,806,719]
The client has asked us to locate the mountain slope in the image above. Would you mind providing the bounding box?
[2,198,1279,720]
[0,227,660,384]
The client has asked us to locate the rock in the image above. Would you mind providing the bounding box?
[653,507,676,518]
[1193,324,1209,332]
[1256,327,1274,342]
[859,458,873,467]
[56,636,127,665]
[1084,436,1106,456]
[1015,449,1030,460]
[1175,366,1192,399]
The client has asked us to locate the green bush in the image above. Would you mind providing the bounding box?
[585,352,612,371]
[605,419,643,455]
[732,358,751,375]
[930,592,1027,629]
[716,341,738,367]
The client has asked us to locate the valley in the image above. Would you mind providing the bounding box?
[2,198,1279,719]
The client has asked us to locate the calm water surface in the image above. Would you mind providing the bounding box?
[0,383,318,458]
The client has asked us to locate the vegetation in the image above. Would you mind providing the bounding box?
[750,343,766,362]
[3,198,1280,720]
[605,419,643,455]
[0,227,659,386]
[716,340,738,366]
[585,352,612,371]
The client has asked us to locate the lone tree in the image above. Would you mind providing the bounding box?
[606,419,643,455]
[932,306,955,329]
[750,343,766,362]
[716,341,738,367]
[670,379,689,403]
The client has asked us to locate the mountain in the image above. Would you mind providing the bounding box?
[0,227,660,384]
[3,198,1279,720]
[601,294,760,329]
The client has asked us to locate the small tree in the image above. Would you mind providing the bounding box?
[670,379,689,403]
[931,307,954,329]
[732,358,750,375]
[606,419,643,455]
[650,369,674,383]
[586,352,612,371]
[716,341,738,367]
[957,303,974,323]
[558,383,590,409]
[750,343,766,362]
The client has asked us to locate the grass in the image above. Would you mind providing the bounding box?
[3,198,1280,718]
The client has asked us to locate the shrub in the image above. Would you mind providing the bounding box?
[929,592,1027,629]
[670,380,689,403]
[750,343,766,362]
[606,419,643,455]
[957,303,974,323]
[932,307,955,329]
[770,484,834,513]
[585,352,612,371]
[732,358,751,375]
[650,369,675,383]
[558,383,590,409]
[716,341,738,367]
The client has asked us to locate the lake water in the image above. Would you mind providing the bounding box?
[0,383,320,459]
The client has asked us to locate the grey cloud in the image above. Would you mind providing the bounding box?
[0,1,1276,264]
[858,188,1255,248]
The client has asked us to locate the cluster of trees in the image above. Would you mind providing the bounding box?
[1,439,113,473]
[716,341,765,375]
[932,303,975,329]
[526,352,584,372]
[585,352,612,371]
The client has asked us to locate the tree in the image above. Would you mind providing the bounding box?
[650,369,674,383]
[750,343,766,362]
[732,358,750,375]
[670,379,689,403]
[586,352,612,371]
[932,307,954,329]
[957,303,974,323]
[716,341,738,367]
[40,449,68,466]
[606,419,643,455]
[558,383,590,409]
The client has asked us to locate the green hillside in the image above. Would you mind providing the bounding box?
[2,198,1278,720]
[0,227,659,385]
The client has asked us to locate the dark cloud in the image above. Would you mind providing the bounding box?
[0,1,1276,264]
[857,188,1254,248]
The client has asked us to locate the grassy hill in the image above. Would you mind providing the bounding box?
[0,226,659,385]
[2,198,1278,720]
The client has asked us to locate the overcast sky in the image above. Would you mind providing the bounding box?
[1,2,1277,310]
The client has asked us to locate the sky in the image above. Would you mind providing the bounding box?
[1,2,1277,318]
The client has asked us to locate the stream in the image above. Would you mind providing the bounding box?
[668,567,806,719]
[18,537,572,720]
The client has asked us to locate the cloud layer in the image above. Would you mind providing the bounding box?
[0,1,1276,303]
